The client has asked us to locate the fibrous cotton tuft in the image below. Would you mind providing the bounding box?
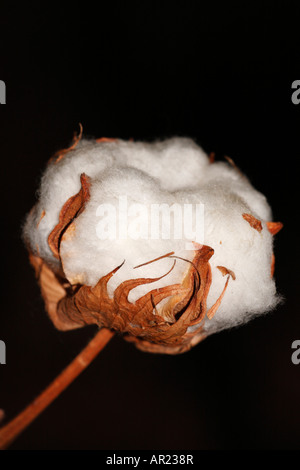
[23,135,282,347]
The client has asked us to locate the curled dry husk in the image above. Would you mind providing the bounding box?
[27,134,283,355]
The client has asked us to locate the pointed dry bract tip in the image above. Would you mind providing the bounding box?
[242,213,263,232]
[266,221,283,236]
[48,173,91,259]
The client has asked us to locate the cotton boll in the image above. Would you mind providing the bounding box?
[23,134,282,352]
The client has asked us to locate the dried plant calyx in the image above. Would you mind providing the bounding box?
[30,241,233,354]
[48,173,91,259]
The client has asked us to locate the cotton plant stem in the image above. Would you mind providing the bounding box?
[0,328,115,450]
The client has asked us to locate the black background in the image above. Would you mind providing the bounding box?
[0,1,299,450]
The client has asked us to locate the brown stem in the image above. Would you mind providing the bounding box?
[0,327,115,450]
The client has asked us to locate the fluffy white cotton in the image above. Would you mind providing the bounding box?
[23,136,280,335]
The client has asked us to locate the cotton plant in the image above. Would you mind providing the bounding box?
[0,126,282,448]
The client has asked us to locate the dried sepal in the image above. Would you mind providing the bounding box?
[242,213,263,232]
[28,252,78,331]
[267,221,283,277]
[224,155,246,179]
[96,137,118,143]
[216,265,236,280]
[205,266,236,321]
[266,221,283,236]
[270,253,276,278]
[209,152,215,164]
[48,173,91,259]
[36,210,45,228]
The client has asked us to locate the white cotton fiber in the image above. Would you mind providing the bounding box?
[23,136,280,336]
